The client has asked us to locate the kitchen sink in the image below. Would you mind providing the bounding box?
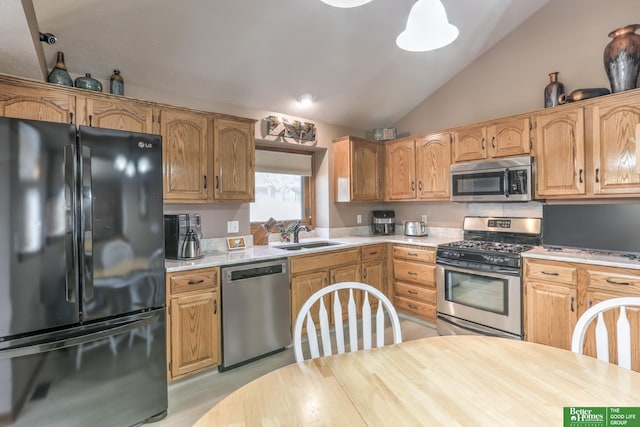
[274,241,343,251]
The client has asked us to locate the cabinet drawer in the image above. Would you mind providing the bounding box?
[361,244,386,261]
[290,249,360,274]
[524,260,577,285]
[394,281,436,304]
[169,268,218,295]
[585,268,640,293]
[393,245,435,263]
[394,296,436,321]
[393,259,435,286]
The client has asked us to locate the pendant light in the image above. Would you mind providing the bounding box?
[320,0,373,8]
[396,0,459,52]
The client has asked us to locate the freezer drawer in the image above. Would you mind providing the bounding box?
[0,309,167,427]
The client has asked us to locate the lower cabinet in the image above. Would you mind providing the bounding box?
[360,244,388,310]
[392,245,437,322]
[166,267,220,381]
[524,258,640,372]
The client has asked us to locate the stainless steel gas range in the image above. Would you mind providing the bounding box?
[436,216,542,340]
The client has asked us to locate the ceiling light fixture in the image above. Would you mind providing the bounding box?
[320,0,373,8]
[296,92,316,107]
[396,0,459,52]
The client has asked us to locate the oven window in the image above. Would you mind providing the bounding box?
[444,270,508,315]
[452,172,504,196]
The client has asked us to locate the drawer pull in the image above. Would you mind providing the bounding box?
[408,253,419,257]
[407,290,418,295]
[408,272,418,276]
[368,251,378,256]
[541,271,560,276]
[188,279,205,285]
[408,304,418,310]
[606,278,630,285]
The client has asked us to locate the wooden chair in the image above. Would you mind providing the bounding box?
[293,281,402,363]
[571,297,640,369]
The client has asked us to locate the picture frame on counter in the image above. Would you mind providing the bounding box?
[227,237,246,251]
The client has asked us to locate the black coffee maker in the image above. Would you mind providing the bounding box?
[371,210,396,235]
[164,214,203,259]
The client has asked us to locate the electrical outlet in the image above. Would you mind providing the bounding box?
[421,215,428,223]
[356,214,362,224]
[227,220,239,233]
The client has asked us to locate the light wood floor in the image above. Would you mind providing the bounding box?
[154,317,439,427]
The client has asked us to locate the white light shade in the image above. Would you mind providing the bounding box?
[320,0,373,8]
[396,0,459,52]
[297,92,316,106]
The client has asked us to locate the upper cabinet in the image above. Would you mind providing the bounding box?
[213,118,255,201]
[385,138,416,200]
[161,108,211,203]
[82,96,156,133]
[333,136,384,202]
[0,81,75,123]
[415,132,451,200]
[591,95,640,195]
[533,107,586,197]
[453,117,530,163]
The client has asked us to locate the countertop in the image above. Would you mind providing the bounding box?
[523,246,640,270]
[165,234,458,272]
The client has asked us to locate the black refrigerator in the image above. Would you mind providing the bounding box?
[0,117,167,426]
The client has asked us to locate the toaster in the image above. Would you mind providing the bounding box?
[404,221,428,237]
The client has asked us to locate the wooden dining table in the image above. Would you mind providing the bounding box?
[194,335,640,426]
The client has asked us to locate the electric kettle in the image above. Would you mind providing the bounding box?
[181,229,202,259]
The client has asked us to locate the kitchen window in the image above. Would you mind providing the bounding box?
[250,148,314,229]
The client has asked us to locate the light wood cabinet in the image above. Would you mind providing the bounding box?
[213,118,255,201]
[161,108,210,202]
[0,81,75,123]
[392,244,437,322]
[453,117,530,163]
[385,138,416,200]
[524,258,640,371]
[333,136,384,202]
[360,244,388,310]
[533,107,586,197]
[592,97,640,195]
[166,267,220,381]
[415,132,451,200]
[83,96,156,133]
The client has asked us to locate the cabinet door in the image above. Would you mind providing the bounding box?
[582,290,640,372]
[291,271,329,332]
[331,263,361,319]
[534,108,585,197]
[416,132,451,200]
[161,108,210,202]
[487,118,530,158]
[169,291,219,379]
[213,118,255,201]
[85,97,155,133]
[592,101,640,194]
[351,139,384,201]
[524,280,577,350]
[362,258,386,310]
[385,139,416,200]
[453,126,486,162]
[0,82,75,123]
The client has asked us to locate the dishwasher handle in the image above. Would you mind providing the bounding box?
[226,261,288,282]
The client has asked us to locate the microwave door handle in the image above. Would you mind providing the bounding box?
[81,145,94,301]
[504,169,510,198]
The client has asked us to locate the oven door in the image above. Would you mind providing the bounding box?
[436,263,522,338]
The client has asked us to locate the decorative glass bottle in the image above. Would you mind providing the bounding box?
[544,72,564,108]
[110,69,124,95]
[47,52,73,87]
[74,73,102,92]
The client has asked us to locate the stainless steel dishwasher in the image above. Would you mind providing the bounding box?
[220,258,290,371]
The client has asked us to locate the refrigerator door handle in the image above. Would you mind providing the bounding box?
[64,144,77,303]
[81,145,94,301]
[0,311,159,359]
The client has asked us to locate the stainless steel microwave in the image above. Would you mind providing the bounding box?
[450,156,532,202]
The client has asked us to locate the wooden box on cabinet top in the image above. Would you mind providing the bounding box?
[166,267,220,381]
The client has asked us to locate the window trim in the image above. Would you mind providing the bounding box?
[250,146,316,234]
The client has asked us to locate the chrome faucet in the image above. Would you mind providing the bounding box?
[293,222,311,243]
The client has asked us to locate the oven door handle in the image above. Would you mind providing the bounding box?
[436,258,520,277]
